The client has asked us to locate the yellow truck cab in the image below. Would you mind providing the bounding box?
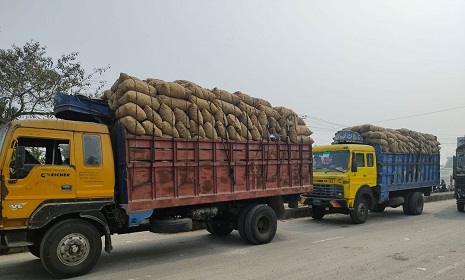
[300,130,440,224]
[0,119,115,250]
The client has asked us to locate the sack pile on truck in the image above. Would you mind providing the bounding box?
[342,124,440,154]
[102,73,314,144]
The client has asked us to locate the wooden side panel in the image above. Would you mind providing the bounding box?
[125,137,312,211]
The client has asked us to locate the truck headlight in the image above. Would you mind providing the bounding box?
[335,191,344,198]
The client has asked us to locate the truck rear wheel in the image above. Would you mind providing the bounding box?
[311,206,325,219]
[402,193,412,215]
[40,219,102,278]
[457,202,464,212]
[237,204,256,242]
[408,192,424,215]
[350,197,368,224]
[244,204,277,245]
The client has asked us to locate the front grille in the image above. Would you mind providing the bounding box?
[310,185,343,198]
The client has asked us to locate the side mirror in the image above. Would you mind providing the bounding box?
[351,153,357,172]
[15,146,26,171]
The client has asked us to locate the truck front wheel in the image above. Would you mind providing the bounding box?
[457,202,464,212]
[408,192,424,215]
[350,197,368,224]
[40,219,102,278]
[244,204,277,245]
[311,206,325,219]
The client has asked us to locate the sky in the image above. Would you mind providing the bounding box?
[1,0,464,164]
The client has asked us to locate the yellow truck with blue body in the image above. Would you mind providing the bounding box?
[300,130,440,224]
[0,93,313,278]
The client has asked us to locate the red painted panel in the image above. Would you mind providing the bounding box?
[124,137,313,212]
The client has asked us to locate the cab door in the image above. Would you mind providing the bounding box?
[351,151,377,192]
[2,129,76,223]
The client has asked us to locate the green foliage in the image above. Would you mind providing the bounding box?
[0,40,110,125]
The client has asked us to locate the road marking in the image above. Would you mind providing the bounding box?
[435,259,465,275]
[312,236,344,244]
[414,219,432,223]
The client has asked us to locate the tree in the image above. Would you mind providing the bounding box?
[0,40,110,125]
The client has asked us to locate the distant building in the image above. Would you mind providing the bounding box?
[445,157,453,168]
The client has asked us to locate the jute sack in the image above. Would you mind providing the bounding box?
[204,122,218,140]
[115,102,147,122]
[144,105,163,128]
[275,106,295,118]
[226,125,240,140]
[296,117,306,126]
[118,116,145,135]
[238,101,259,116]
[176,121,191,139]
[227,114,242,134]
[255,97,272,108]
[201,108,215,124]
[181,82,204,99]
[108,94,119,111]
[158,82,190,100]
[250,127,261,141]
[118,78,156,96]
[161,121,180,138]
[111,72,131,92]
[296,135,313,144]
[288,128,298,143]
[213,109,228,126]
[257,105,281,120]
[189,95,219,114]
[214,100,242,117]
[240,123,252,140]
[212,88,241,105]
[158,103,176,126]
[142,120,163,137]
[118,90,160,111]
[173,108,190,129]
[188,120,206,138]
[201,88,217,102]
[103,90,113,100]
[157,95,191,111]
[215,121,228,139]
[188,103,204,125]
[258,110,268,126]
[296,125,312,136]
[238,112,254,130]
[234,91,258,107]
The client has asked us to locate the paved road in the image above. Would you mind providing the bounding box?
[1,199,463,280]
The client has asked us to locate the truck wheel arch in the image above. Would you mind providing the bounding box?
[354,185,375,210]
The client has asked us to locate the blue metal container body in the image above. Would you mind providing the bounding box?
[372,144,440,202]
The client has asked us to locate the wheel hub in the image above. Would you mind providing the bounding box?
[57,234,90,266]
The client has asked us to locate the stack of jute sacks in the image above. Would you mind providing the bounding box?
[102,73,313,144]
[343,124,440,154]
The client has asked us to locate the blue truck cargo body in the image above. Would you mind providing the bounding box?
[372,144,440,203]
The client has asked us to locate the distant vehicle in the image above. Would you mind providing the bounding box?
[300,130,440,224]
[453,137,465,212]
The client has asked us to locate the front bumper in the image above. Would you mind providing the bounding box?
[300,196,349,213]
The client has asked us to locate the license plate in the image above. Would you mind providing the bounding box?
[313,199,321,206]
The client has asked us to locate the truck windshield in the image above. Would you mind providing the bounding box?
[0,125,8,155]
[458,151,465,169]
[313,150,350,172]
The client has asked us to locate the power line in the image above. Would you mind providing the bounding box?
[372,105,465,123]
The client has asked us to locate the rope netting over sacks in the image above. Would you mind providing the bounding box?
[102,73,314,144]
[342,124,440,154]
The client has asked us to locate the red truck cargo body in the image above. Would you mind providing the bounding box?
[123,137,313,212]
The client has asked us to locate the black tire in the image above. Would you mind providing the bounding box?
[350,197,368,224]
[244,204,277,245]
[204,222,234,236]
[311,206,325,219]
[40,219,102,278]
[402,193,412,215]
[150,218,193,233]
[371,204,386,213]
[408,192,424,215]
[457,202,464,212]
[237,204,256,242]
[28,245,41,258]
